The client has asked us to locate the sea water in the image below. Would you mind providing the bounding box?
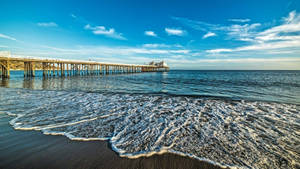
[0,70,299,169]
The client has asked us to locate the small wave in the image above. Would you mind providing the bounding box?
[0,87,299,169]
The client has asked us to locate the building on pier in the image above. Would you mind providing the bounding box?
[149,61,168,67]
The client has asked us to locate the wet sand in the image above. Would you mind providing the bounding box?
[0,114,224,169]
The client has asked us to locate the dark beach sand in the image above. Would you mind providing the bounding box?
[0,114,225,169]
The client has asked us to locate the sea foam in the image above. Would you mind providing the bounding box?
[0,87,299,169]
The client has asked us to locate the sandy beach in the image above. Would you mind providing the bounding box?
[0,114,224,169]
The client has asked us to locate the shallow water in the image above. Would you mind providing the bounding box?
[2,70,300,104]
[0,70,300,169]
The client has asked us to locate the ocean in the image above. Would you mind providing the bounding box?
[0,70,299,169]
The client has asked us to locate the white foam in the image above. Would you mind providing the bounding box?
[1,87,299,169]
[42,130,108,141]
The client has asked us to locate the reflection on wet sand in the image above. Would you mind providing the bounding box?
[1,78,9,87]
[23,78,34,89]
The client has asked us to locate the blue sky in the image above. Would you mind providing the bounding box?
[0,0,300,69]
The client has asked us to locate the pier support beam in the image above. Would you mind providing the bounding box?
[0,60,10,78]
[24,62,35,77]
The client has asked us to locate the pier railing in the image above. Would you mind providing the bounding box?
[0,52,169,78]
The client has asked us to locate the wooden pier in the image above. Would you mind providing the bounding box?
[0,52,169,78]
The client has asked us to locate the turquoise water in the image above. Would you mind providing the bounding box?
[2,70,300,104]
[0,70,299,169]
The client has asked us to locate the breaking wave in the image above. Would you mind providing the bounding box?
[0,87,299,169]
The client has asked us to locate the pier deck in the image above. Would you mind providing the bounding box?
[0,52,169,78]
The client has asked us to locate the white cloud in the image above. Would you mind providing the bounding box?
[258,13,300,36]
[144,31,157,37]
[228,19,251,23]
[37,22,58,27]
[206,11,300,55]
[84,24,126,40]
[142,43,182,48]
[172,16,260,41]
[143,44,163,48]
[237,40,300,51]
[223,23,261,41]
[143,44,170,48]
[256,34,300,41]
[171,16,216,32]
[69,13,90,24]
[0,33,16,41]
[123,48,189,55]
[206,39,300,54]
[70,13,77,18]
[284,10,296,23]
[203,32,216,39]
[164,57,300,70]
[165,28,185,36]
[168,57,300,63]
[206,48,233,53]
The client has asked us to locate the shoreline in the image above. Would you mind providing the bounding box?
[0,113,226,169]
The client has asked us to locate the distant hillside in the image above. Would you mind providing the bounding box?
[10,61,43,70]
